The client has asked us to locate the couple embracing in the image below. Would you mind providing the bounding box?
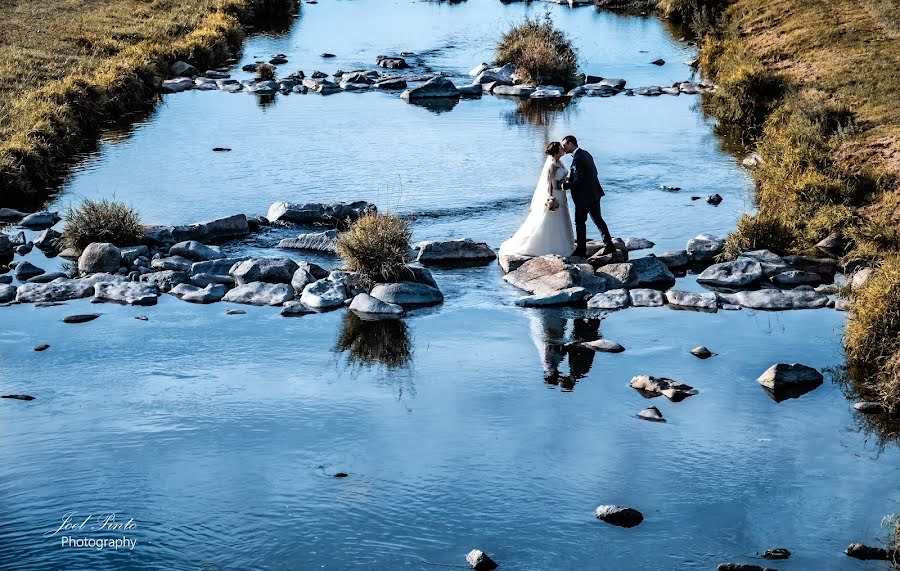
[499,135,615,260]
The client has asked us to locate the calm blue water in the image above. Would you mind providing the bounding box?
[2,1,897,570]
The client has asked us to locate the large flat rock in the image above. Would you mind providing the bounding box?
[719,288,828,310]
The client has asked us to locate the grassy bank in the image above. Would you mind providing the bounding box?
[0,0,296,210]
[679,0,900,410]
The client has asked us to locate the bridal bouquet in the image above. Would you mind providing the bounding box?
[545,195,560,212]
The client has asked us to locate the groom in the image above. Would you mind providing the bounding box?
[561,135,615,258]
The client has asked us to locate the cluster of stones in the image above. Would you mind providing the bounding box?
[500,233,857,312]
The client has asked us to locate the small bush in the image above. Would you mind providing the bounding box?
[720,213,797,259]
[256,63,276,80]
[845,255,900,407]
[335,212,411,290]
[658,0,727,33]
[495,14,579,89]
[60,198,144,252]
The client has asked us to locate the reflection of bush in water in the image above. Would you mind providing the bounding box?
[504,98,575,129]
[336,312,411,370]
[833,365,900,452]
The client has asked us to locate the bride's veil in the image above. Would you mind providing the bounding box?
[528,156,554,212]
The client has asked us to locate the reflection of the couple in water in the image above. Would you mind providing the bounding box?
[528,309,603,391]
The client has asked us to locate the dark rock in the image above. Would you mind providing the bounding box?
[376,56,409,69]
[375,78,408,90]
[655,250,690,269]
[416,238,496,266]
[738,250,790,277]
[401,76,460,99]
[762,548,791,560]
[34,344,50,351]
[707,193,723,205]
[170,61,198,77]
[28,272,67,284]
[15,261,45,281]
[226,309,246,315]
[0,208,28,222]
[269,57,288,65]
[172,214,250,243]
[854,401,887,414]
[637,406,666,422]
[320,53,335,58]
[63,314,100,324]
[845,543,889,560]
[231,258,299,285]
[757,363,823,402]
[697,259,763,288]
[691,346,713,359]
[631,255,676,290]
[771,270,821,287]
[630,375,697,401]
[1,394,35,401]
[594,505,644,528]
[266,201,376,226]
[783,255,837,277]
[19,210,61,229]
[717,564,778,571]
[33,228,61,251]
[651,58,666,65]
[465,549,498,571]
[139,270,191,293]
[595,263,638,289]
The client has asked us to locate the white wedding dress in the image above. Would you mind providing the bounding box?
[499,157,575,257]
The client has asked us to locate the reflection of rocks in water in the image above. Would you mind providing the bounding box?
[256,93,278,109]
[407,97,460,114]
[835,364,900,451]
[504,98,575,130]
[529,310,601,391]
[336,311,412,370]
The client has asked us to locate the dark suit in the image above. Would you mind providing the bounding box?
[565,148,613,257]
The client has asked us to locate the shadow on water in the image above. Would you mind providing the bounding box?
[528,309,602,392]
[406,97,460,114]
[335,311,413,371]
[832,365,900,453]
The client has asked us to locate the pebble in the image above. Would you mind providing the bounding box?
[34,344,50,351]
[226,309,246,315]
[63,314,100,324]
[691,346,713,359]
[1,394,35,401]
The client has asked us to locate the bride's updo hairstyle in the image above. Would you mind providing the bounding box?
[545,141,562,156]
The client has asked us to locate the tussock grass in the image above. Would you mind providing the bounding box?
[495,14,579,89]
[60,198,144,252]
[0,0,295,209]
[256,63,276,80]
[335,213,412,291]
[721,213,796,259]
[658,0,726,32]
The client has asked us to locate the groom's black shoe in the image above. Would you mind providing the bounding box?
[599,242,617,256]
[570,249,587,259]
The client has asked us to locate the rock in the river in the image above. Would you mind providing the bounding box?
[349,293,404,318]
[578,339,625,353]
[717,564,779,571]
[630,375,698,401]
[416,238,496,266]
[280,300,315,317]
[757,363,823,400]
[63,314,100,324]
[505,255,609,296]
[120,245,150,266]
[169,283,226,303]
[588,289,630,310]
[637,406,666,422]
[665,290,718,311]
[401,76,461,99]
[631,256,676,290]
[624,237,655,251]
[374,77,408,90]
[844,543,889,561]
[169,241,224,262]
[493,84,535,97]
[277,229,338,253]
[691,346,713,359]
[78,243,122,274]
[771,270,821,287]
[762,548,791,560]
[266,201,376,225]
[170,61,198,77]
[190,273,234,288]
[655,250,690,269]
[370,281,443,307]
[15,274,123,303]
[0,284,16,303]
[93,281,158,305]
[300,278,349,309]
[171,214,250,243]
[738,250,790,277]
[230,258,299,285]
[707,193,723,205]
[516,287,589,307]
[697,259,763,288]
[783,255,838,278]
[719,288,828,310]
[139,270,191,293]
[400,263,438,289]
[465,549,498,571]
[854,401,888,414]
[595,263,639,289]
[15,261,45,281]
[19,210,61,229]
[151,255,193,272]
[629,288,666,307]
[686,234,725,263]
[161,77,194,93]
[457,83,483,96]
[33,228,61,251]
[0,208,28,223]
[594,505,644,528]
[499,254,532,274]
[191,257,248,276]
[27,272,67,284]
[222,282,293,306]
[376,55,409,69]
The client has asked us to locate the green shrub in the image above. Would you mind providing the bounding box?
[335,212,411,290]
[255,62,275,80]
[495,14,579,89]
[60,198,144,252]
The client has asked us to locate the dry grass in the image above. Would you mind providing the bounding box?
[658,0,726,33]
[60,198,144,252]
[0,0,294,209]
[495,14,579,89]
[335,213,412,291]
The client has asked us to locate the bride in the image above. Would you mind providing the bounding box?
[499,142,575,257]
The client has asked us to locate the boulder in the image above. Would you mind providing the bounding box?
[665,290,718,311]
[15,261,45,281]
[844,543,889,561]
[594,505,644,528]
[851,267,874,290]
[595,263,638,289]
[169,241,224,262]
[0,235,12,259]
[151,256,193,272]
[738,250,790,277]
[33,228,61,251]
[142,225,175,246]
[686,234,725,263]
[281,300,316,317]
[771,270,821,287]
[719,288,828,310]
[161,77,194,93]
[783,255,838,278]
[376,56,409,69]
[401,263,438,289]
[578,339,625,353]
[691,346,713,359]
[230,258,299,285]
[93,281,159,306]
[374,78,408,90]
[457,83,483,96]
[707,193,723,205]
[27,272,67,284]
[120,245,150,266]
[170,61,198,77]
[291,264,321,293]
[266,201,376,225]
[629,288,665,307]
[401,76,461,99]
[300,278,349,309]
[416,238,496,266]
[624,237,654,251]
[15,274,123,303]
[816,232,850,253]
[757,363,823,402]
[169,283,226,303]
[493,85,535,97]
[697,259,763,288]
[139,270,191,293]
[222,282,293,306]
[191,257,248,276]
[655,250,690,269]
[504,255,609,296]
[465,549,498,571]
[0,208,28,222]
[587,289,630,310]
[370,281,443,307]
[631,256,676,289]
[171,214,249,243]
[499,254,531,273]
[762,548,791,560]
[637,406,666,422]
[277,230,338,253]
[630,375,698,401]
[190,273,235,288]
[515,287,589,306]
[78,243,122,274]
[349,293,404,318]
[0,284,16,303]
[19,210,61,229]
